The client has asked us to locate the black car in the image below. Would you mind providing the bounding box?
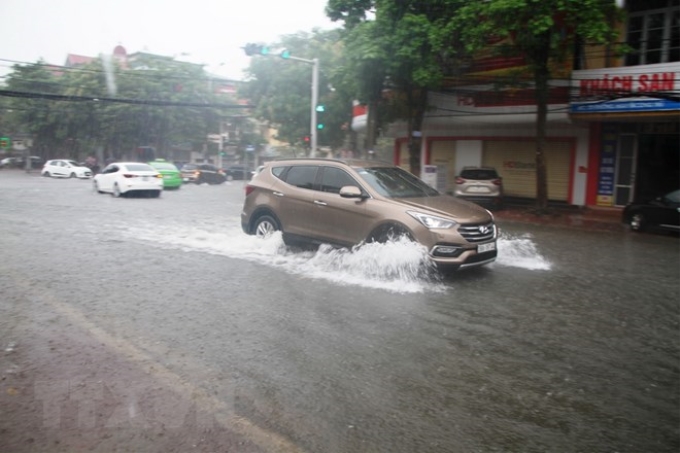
[180,163,226,185]
[622,189,680,233]
[2,156,43,169]
[223,165,251,181]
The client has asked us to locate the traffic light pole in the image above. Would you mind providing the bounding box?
[243,44,320,157]
[283,55,319,158]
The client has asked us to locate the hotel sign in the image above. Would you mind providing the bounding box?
[570,63,680,114]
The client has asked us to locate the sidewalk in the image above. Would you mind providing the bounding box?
[493,201,625,232]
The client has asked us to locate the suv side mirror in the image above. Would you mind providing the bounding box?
[339,186,366,199]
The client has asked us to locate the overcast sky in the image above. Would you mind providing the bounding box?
[0,0,339,81]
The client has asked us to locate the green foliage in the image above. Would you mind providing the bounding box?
[454,0,622,67]
[1,57,234,160]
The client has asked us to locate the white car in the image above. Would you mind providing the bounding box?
[41,159,93,178]
[93,162,164,198]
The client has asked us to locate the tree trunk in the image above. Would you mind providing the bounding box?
[533,42,551,212]
[408,88,428,176]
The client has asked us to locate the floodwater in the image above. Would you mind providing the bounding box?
[0,172,677,453]
[121,217,552,294]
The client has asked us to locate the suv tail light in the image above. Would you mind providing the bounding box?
[455,177,465,184]
[492,178,502,186]
[244,185,255,196]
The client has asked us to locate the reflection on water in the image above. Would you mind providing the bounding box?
[124,221,551,294]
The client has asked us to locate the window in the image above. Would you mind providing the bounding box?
[284,166,317,190]
[460,168,499,180]
[625,0,680,65]
[319,167,358,194]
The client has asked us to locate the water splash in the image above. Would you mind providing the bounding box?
[121,222,550,293]
[496,232,552,270]
[123,223,441,293]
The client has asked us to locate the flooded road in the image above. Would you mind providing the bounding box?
[1,171,678,452]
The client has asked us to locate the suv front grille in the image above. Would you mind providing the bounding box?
[458,222,496,243]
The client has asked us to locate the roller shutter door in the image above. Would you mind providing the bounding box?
[429,140,456,192]
[483,141,571,201]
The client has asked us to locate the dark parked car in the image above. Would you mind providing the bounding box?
[622,189,680,234]
[223,165,251,181]
[180,163,226,185]
[1,155,43,169]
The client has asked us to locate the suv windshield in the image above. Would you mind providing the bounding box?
[356,166,440,198]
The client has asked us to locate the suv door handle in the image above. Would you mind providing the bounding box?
[314,200,327,206]
[273,191,284,197]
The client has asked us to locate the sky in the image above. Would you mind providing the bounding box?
[0,0,339,81]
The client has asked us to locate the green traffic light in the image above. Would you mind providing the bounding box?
[280,50,290,59]
[244,43,270,56]
[315,105,325,112]
[317,124,324,130]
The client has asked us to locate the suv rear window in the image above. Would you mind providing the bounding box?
[282,166,317,190]
[460,168,499,180]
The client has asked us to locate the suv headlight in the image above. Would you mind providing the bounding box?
[407,211,457,229]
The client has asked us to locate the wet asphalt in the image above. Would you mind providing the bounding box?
[0,170,678,453]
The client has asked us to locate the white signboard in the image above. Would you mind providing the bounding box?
[421,165,438,189]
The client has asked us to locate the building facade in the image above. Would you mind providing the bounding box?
[377,0,679,209]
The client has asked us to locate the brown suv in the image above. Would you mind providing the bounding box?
[241,159,497,271]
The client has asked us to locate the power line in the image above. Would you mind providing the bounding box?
[0,89,254,109]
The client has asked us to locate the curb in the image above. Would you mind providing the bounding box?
[493,207,624,232]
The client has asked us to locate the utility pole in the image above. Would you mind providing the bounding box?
[242,44,320,157]
[280,55,319,157]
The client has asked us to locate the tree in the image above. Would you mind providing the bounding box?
[452,0,621,211]
[326,0,464,174]
[1,56,230,162]
[2,61,63,158]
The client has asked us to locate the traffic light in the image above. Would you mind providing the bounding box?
[280,49,291,59]
[243,43,269,56]
[316,105,325,130]
[0,137,10,149]
[303,135,310,147]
